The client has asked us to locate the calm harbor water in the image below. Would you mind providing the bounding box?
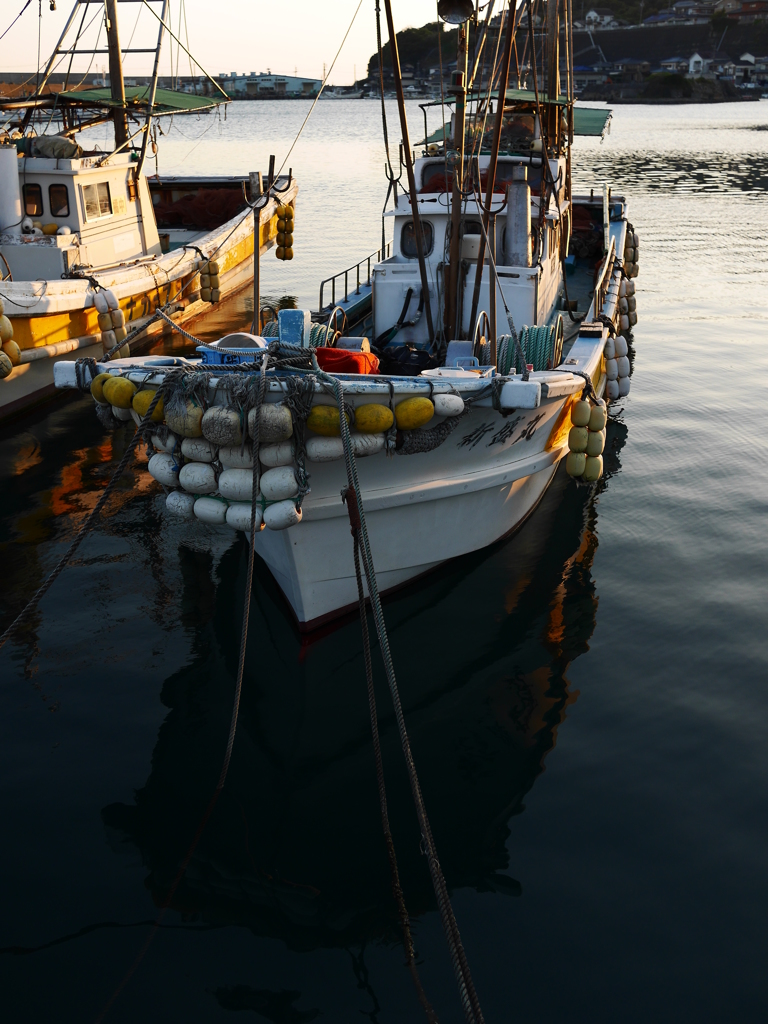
[2,100,768,1022]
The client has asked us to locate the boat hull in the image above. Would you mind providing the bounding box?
[255,428,564,629]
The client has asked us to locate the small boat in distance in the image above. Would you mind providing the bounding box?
[0,0,297,423]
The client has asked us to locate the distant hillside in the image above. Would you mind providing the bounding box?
[367,21,459,78]
[572,21,768,63]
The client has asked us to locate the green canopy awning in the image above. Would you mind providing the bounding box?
[59,85,226,114]
[419,103,611,147]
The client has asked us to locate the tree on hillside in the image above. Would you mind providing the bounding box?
[367,21,458,79]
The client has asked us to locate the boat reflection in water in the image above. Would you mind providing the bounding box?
[101,414,629,975]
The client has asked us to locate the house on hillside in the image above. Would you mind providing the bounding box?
[585,8,619,28]
[738,0,768,19]
[688,51,734,75]
[613,57,651,81]
[573,63,611,91]
[660,56,688,72]
[713,0,741,12]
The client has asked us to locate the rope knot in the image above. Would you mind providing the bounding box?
[341,485,362,533]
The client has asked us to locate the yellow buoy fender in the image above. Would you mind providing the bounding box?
[90,372,113,404]
[111,308,125,329]
[98,311,113,333]
[354,403,394,433]
[586,429,606,457]
[165,398,204,438]
[179,462,217,494]
[219,444,253,469]
[101,330,116,350]
[352,432,385,457]
[194,496,228,525]
[588,402,607,432]
[568,426,588,453]
[0,297,5,315]
[306,405,349,437]
[102,376,137,409]
[166,490,195,518]
[306,436,344,462]
[263,500,302,531]
[249,403,293,442]
[218,469,256,502]
[226,502,261,532]
[132,388,164,422]
[260,466,299,501]
[181,438,217,463]
[0,315,14,343]
[260,441,295,468]
[0,351,13,379]
[584,455,603,482]
[202,406,242,447]
[433,393,464,417]
[395,397,434,430]
[571,400,591,428]
[147,453,180,488]
[2,340,21,366]
[566,451,586,477]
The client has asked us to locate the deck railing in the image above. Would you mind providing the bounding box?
[318,242,392,312]
[593,235,616,319]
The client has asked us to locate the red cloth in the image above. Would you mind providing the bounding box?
[314,348,379,375]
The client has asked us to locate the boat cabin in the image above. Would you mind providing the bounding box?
[0,149,160,280]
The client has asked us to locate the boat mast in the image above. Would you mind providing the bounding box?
[105,0,129,149]
[381,0,435,343]
[444,14,470,341]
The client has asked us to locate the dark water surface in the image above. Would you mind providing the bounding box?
[2,101,768,1023]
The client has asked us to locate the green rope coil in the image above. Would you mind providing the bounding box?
[496,315,564,374]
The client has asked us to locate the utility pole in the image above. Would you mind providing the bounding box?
[445,21,469,340]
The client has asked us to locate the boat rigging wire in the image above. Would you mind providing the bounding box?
[0,0,31,44]
[274,0,364,178]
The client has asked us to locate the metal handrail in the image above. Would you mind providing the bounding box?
[593,235,616,319]
[318,242,392,311]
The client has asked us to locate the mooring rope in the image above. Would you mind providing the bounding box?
[314,358,485,1024]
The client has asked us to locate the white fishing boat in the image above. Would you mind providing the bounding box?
[53,0,640,631]
[0,0,297,422]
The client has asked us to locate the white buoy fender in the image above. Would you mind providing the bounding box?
[614,336,628,358]
[148,452,180,487]
[202,406,242,447]
[606,379,620,401]
[620,315,630,332]
[260,466,299,501]
[151,433,179,453]
[218,468,256,502]
[619,297,628,314]
[181,437,217,463]
[618,377,631,397]
[219,444,253,469]
[248,403,293,443]
[112,405,133,421]
[226,502,262,532]
[260,441,295,467]
[605,358,619,381]
[264,500,302,531]
[604,337,616,359]
[617,356,631,378]
[179,462,217,494]
[626,280,635,297]
[166,490,196,518]
[433,393,465,417]
[628,311,638,325]
[306,436,344,462]
[194,496,228,525]
[619,279,627,298]
[627,297,637,313]
[103,288,119,310]
[352,432,386,457]
[93,291,109,314]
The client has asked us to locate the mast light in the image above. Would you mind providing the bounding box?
[437,0,474,24]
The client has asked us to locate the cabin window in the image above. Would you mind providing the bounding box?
[23,183,43,217]
[401,219,434,259]
[49,183,69,217]
[81,181,112,221]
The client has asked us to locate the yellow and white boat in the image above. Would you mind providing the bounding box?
[0,0,297,423]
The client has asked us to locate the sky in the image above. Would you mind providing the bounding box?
[0,0,451,87]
